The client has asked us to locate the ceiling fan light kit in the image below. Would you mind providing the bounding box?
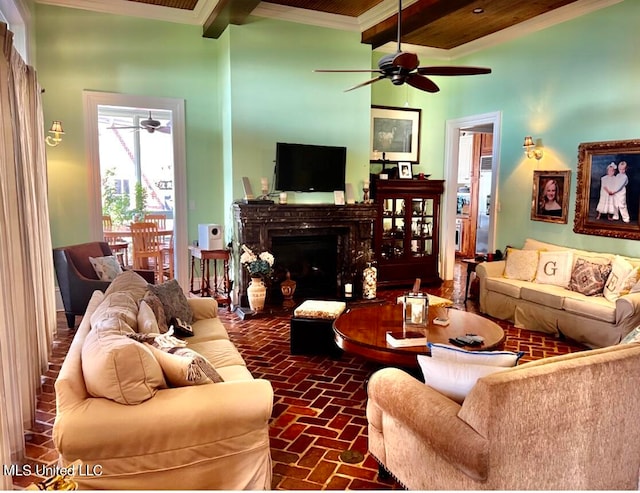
[315,0,491,94]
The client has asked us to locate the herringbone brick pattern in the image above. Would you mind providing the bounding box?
[218,281,587,490]
[13,263,587,489]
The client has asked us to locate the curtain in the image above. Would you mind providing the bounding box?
[0,22,57,489]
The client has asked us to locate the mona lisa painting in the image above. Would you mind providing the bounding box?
[531,170,571,224]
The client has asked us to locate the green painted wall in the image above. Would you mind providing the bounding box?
[372,0,640,256]
[225,19,371,205]
[36,0,640,257]
[36,6,372,248]
[36,4,220,247]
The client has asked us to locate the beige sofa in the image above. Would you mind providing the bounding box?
[53,273,273,490]
[367,342,640,490]
[476,238,640,348]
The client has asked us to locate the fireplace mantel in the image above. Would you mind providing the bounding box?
[232,202,377,303]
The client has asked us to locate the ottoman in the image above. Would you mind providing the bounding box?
[290,300,346,356]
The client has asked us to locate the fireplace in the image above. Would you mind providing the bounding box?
[232,202,377,306]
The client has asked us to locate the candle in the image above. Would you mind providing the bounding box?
[363,180,370,189]
[261,177,268,188]
[279,192,287,204]
[344,283,353,298]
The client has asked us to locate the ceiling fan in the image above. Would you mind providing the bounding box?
[108,111,171,134]
[314,0,491,93]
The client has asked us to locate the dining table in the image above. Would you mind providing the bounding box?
[103,225,174,271]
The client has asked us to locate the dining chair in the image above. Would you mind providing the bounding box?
[102,214,129,268]
[144,213,174,280]
[130,222,166,283]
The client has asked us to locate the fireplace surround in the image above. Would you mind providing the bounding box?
[232,202,377,305]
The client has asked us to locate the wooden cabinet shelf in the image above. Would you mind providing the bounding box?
[374,179,444,287]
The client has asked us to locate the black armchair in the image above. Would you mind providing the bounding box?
[53,241,154,328]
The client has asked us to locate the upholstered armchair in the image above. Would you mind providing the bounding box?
[53,242,154,328]
[366,342,640,490]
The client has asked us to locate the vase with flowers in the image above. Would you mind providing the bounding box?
[240,244,274,312]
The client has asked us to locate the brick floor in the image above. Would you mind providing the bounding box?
[14,262,587,489]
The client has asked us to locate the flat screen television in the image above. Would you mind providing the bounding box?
[275,142,346,192]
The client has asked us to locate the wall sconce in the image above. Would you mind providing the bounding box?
[523,136,543,160]
[45,120,65,147]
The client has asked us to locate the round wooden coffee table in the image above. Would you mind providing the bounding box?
[333,303,505,367]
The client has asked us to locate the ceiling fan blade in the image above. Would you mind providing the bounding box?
[314,69,383,73]
[393,52,419,71]
[107,125,140,130]
[417,66,492,76]
[157,126,172,134]
[406,74,440,93]
[344,76,385,92]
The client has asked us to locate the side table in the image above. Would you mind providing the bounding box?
[461,258,483,302]
[189,246,231,310]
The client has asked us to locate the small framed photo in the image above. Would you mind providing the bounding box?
[398,162,413,179]
[334,190,345,205]
[531,170,571,224]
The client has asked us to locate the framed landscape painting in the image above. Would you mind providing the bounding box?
[531,170,571,224]
[370,105,421,163]
[573,139,640,239]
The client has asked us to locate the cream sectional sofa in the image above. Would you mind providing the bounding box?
[53,272,273,490]
[476,238,640,348]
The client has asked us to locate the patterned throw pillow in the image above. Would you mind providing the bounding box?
[89,255,123,281]
[142,290,169,333]
[503,248,539,281]
[603,256,640,302]
[148,279,194,325]
[569,257,612,296]
[535,250,574,287]
[148,345,224,387]
[620,326,640,344]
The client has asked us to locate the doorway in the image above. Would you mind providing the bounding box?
[83,91,188,288]
[442,111,501,280]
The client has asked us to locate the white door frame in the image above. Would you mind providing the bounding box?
[83,91,188,289]
[442,111,501,280]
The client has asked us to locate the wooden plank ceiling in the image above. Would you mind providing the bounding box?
[125,0,580,49]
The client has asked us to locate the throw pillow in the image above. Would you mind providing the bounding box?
[604,256,639,302]
[417,355,507,404]
[148,345,224,387]
[148,279,194,325]
[620,326,640,344]
[569,257,612,296]
[137,300,159,334]
[428,342,524,367]
[82,327,166,405]
[534,250,574,288]
[104,270,149,300]
[142,290,169,333]
[89,291,139,332]
[503,248,539,281]
[89,255,123,281]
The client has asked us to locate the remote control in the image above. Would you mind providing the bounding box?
[448,337,466,347]
[433,317,450,326]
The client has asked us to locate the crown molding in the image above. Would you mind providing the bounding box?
[372,0,622,61]
[250,3,358,32]
[34,0,621,59]
[34,0,219,25]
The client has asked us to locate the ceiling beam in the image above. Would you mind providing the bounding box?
[203,0,261,38]
[361,0,476,49]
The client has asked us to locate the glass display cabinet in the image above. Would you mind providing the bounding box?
[374,179,445,286]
